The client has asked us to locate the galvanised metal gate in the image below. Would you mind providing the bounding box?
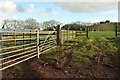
[0,28,57,71]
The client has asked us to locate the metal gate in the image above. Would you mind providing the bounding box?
[0,28,57,71]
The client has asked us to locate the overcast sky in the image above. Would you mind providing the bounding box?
[0,0,119,27]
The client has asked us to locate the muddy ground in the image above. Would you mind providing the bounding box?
[1,50,120,79]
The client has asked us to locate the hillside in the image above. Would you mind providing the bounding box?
[91,23,116,31]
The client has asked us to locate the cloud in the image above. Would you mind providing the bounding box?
[8,0,119,2]
[16,4,26,12]
[54,2,117,13]
[0,1,16,12]
[53,0,119,2]
[0,12,8,28]
[13,16,18,20]
[0,11,8,20]
[40,8,53,16]
[0,12,6,18]
[0,1,27,13]
[28,4,35,12]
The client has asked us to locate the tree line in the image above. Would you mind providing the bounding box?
[2,18,114,31]
[2,18,61,31]
[2,19,89,31]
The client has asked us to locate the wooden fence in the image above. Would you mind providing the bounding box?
[0,24,79,71]
[61,27,88,44]
[0,28,57,71]
[116,23,120,37]
[61,30,76,43]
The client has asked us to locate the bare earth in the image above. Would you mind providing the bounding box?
[2,51,120,79]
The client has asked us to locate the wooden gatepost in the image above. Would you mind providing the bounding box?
[0,30,2,79]
[57,25,61,46]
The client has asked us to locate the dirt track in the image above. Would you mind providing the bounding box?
[2,53,120,79]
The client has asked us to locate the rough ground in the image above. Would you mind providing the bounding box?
[2,51,120,79]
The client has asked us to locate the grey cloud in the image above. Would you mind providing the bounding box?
[54,2,117,13]
[11,0,119,2]
[16,4,26,12]
[40,8,53,16]
[52,0,119,2]
[44,8,52,13]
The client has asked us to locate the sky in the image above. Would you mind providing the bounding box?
[0,0,119,27]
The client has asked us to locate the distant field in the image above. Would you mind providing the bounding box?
[1,30,57,48]
[88,31,116,38]
[90,23,116,31]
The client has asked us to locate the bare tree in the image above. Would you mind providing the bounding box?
[2,20,26,29]
[2,19,61,30]
[42,20,62,30]
[2,18,40,30]
[24,18,40,29]
[2,20,11,29]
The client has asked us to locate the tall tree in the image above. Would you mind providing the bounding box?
[2,20,11,29]
[42,20,62,30]
[2,19,26,29]
[24,18,40,29]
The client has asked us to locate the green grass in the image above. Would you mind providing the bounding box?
[2,31,57,48]
[40,30,119,63]
[90,23,116,31]
[88,31,116,38]
[2,30,119,63]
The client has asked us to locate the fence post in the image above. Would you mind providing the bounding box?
[75,29,77,38]
[57,25,61,46]
[67,28,69,41]
[115,23,117,38]
[37,30,40,58]
[14,30,16,46]
[72,30,74,38]
[86,26,89,38]
[0,32,2,51]
[30,30,31,43]
[61,29,63,45]
[0,32,2,78]
[23,32,25,49]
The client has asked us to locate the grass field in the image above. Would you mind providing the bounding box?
[89,31,116,38]
[2,29,120,78]
[42,30,120,61]
[35,30,119,78]
[41,29,120,64]
[89,23,116,31]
